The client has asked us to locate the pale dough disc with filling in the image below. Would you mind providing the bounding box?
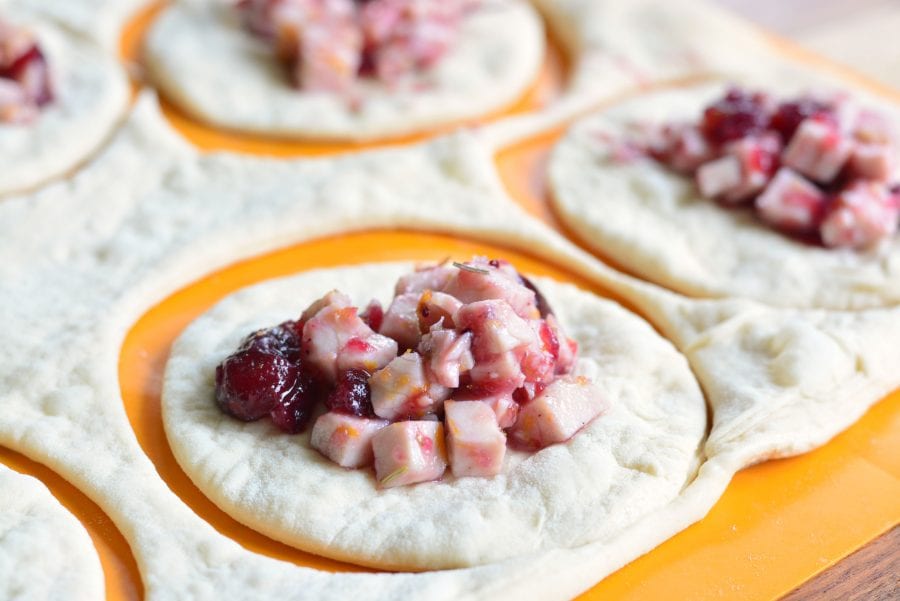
[144,0,545,141]
[549,82,900,310]
[0,466,104,601]
[162,262,706,571]
[0,10,129,196]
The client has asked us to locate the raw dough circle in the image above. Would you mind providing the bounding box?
[549,83,900,310]
[0,15,129,196]
[144,0,545,141]
[0,467,104,601]
[162,262,706,571]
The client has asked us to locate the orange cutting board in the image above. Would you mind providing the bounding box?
[1,3,898,600]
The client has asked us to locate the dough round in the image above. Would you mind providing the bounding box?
[162,262,706,571]
[549,83,900,310]
[0,466,104,601]
[143,0,545,141]
[0,14,129,196]
[530,0,778,96]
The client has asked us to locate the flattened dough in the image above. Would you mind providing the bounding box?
[0,466,104,601]
[549,82,900,310]
[144,0,544,141]
[530,0,779,97]
[0,93,895,600]
[0,9,129,196]
[162,263,706,570]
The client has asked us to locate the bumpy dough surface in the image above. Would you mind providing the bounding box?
[144,0,544,141]
[0,9,129,196]
[549,82,900,310]
[0,466,104,601]
[163,263,706,570]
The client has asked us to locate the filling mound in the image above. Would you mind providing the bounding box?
[635,88,900,250]
[213,258,606,488]
[237,0,477,93]
[0,18,53,124]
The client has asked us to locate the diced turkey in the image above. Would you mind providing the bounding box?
[782,117,853,183]
[310,412,389,468]
[394,263,455,295]
[755,168,828,234]
[302,298,397,381]
[696,155,742,199]
[465,351,526,397]
[719,134,781,203]
[416,290,462,332]
[853,109,897,145]
[649,123,713,173]
[300,290,352,322]
[444,401,505,477]
[508,376,606,451]
[443,260,538,319]
[849,143,895,182]
[372,421,447,487]
[418,329,473,388]
[820,181,900,249]
[379,292,421,350]
[545,314,577,375]
[455,300,538,358]
[483,392,519,429]
[369,351,440,419]
[334,333,398,374]
[454,299,543,397]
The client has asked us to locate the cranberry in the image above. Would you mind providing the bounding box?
[769,98,832,142]
[215,348,301,421]
[359,299,384,332]
[512,387,530,405]
[512,383,546,406]
[701,88,770,145]
[327,368,374,417]
[269,368,318,433]
[520,275,553,318]
[238,321,302,361]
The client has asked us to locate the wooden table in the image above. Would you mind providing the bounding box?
[783,525,898,600]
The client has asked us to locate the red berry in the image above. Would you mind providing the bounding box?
[701,88,771,145]
[215,348,300,421]
[359,300,384,332]
[327,368,374,417]
[769,98,832,142]
[239,321,302,361]
[269,368,318,433]
[520,275,553,318]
